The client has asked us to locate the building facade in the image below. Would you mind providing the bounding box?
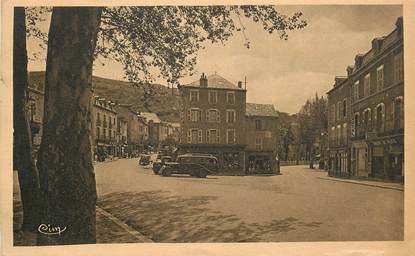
[178,73,247,173]
[327,77,351,176]
[327,16,404,182]
[27,76,45,152]
[245,103,279,174]
[91,95,118,158]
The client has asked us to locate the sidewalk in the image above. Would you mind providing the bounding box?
[317,176,404,191]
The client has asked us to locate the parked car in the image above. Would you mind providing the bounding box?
[153,156,173,174]
[138,154,151,166]
[158,153,218,178]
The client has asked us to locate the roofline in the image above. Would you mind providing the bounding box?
[179,85,246,91]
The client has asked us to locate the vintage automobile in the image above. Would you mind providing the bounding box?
[152,156,173,174]
[138,154,151,166]
[158,153,218,178]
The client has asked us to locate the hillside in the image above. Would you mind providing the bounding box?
[28,71,181,122]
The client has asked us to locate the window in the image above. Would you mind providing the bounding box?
[97,127,100,139]
[353,81,360,101]
[394,97,403,130]
[206,109,220,122]
[255,119,262,130]
[189,108,202,122]
[337,125,341,145]
[342,99,347,118]
[97,112,101,121]
[227,92,235,104]
[337,102,342,121]
[364,74,370,97]
[226,110,236,123]
[331,104,336,123]
[394,51,404,82]
[209,91,218,104]
[375,103,385,133]
[190,90,199,102]
[188,129,202,143]
[352,113,359,137]
[227,129,236,144]
[376,65,384,91]
[255,137,263,150]
[103,128,107,139]
[342,123,347,143]
[331,126,335,143]
[362,108,371,131]
[206,129,219,143]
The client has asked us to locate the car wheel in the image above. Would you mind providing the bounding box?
[162,167,172,177]
[198,169,207,178]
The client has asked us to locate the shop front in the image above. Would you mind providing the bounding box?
[329,148,349,177]
[351,141,369,177]
[179,144,246,175]
[245,151,277,175]
[368,135,403,182]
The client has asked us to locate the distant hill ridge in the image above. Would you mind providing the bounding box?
[28,71,181,122]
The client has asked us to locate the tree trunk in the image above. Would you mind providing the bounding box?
[309,145,315,169]
[13,7,42,232]
[37,7,102,245]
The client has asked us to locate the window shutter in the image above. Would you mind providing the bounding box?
[206,110,209,122]
[198,110,202,121]
[187,109,191,121]
[217,111,220,122]
[206,130,210,143]
[198,130,203,143]
[187,129,191,143]
[217,129,220,144]
[233,130,236,143]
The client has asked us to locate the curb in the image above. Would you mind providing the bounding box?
[317,177,404,191]
[96,207,154,242]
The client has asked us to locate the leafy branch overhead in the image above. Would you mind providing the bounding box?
[98,6,307,86]
[26,6,306,86]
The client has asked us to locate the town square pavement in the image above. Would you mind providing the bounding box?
[94,158,403,242]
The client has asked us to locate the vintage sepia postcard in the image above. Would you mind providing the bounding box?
[1,0,414,255]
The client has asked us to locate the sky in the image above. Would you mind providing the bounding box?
[27,5,403,114]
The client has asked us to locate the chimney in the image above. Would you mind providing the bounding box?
[200,73,208,88]
[334,76,346,87]
[372,37,384,54]
[238,81,243,88]
[346,65,354,77]
[354,54,364,69]
[395,16,403,36]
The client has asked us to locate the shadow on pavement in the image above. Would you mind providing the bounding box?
[97,190,322,242]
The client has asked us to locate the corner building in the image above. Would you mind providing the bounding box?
[178,73,247,174]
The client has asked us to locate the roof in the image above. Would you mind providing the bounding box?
[139,112,161,123]
[184,73,244,90]
[245,103,279,117]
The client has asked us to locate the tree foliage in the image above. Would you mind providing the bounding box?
[26,6,306,87]
[298,93,328,152]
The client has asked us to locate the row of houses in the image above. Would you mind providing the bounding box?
[327,16,404,182]
[178,73,280,175]
[27,78,180,160]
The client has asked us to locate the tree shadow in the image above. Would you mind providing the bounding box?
[97,190,322,242]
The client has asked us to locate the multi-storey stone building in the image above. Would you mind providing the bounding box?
[327,76,351,176]
[91,95,118,158]
[327,16,404,181]
[27,74,45,152]
[178,73,247,173]
[117,105,147,156]
[245,103,279,174]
